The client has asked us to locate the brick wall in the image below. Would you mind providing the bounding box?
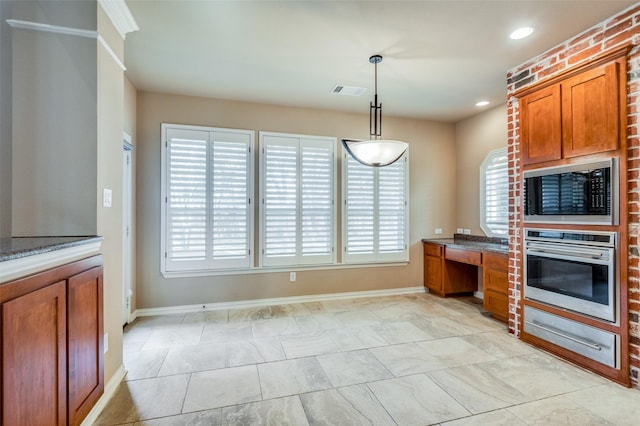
[506,4,640,388]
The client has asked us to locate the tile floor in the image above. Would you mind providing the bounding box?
[94,293,640,425]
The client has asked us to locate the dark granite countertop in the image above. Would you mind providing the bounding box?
[0,236,104,262]
[422,234,508,254]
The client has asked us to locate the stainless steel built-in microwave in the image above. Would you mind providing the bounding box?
[523,158,617,225]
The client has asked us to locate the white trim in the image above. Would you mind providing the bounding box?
[135,286,426,317]
[79,364,126,426]
[97,34,126,71]
[97,0,139,39]
[6,19,126,71]
[160,260,409,279]
[123,131,132,146]
[0,241,102,283]
[474,290,484,300]
[128,309,138,324]
[6,19,98,38]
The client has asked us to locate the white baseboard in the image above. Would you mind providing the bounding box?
[134,286,426,318]
[474,291,484,299]
[80,364,126,426]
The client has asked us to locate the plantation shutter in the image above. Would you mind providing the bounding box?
[163,126,253,273]
[301,141,333,262]
[378,157,407,259]
[165,128,209,271]
[343,150,409,263]
[262,137,299,266]
[210,131,253,269]
[480,148,508,236]
[344,154,375,258]
[261,133,335,267]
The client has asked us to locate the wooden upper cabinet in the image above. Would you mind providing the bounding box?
[520,84,562,165]
[562,61,620,158]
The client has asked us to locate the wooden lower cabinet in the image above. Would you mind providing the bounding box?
[482,252,509,322]
[0,255,103,426]
[2,281,68,426]
[423,241,509,322]
[422,242,479,297]
[423,242,444,296]
[67,266,104,426]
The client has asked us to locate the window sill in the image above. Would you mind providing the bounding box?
[161,260,410,279]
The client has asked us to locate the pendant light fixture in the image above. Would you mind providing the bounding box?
[342,55,408,167]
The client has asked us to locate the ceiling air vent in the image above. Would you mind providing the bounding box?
[331,84,367,96]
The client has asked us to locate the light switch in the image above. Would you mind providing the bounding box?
[103,188,112,208]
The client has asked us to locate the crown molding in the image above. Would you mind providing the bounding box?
[6,19,98,38]
[98,0,139,39]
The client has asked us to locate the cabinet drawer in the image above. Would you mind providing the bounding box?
[483,252,508,271]
[445,247,481,265]
[484,289,508,321]
[423,242,443,257]
[524,306,618,368]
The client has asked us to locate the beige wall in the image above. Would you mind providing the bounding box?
[97,3,125,386]
[136,91,457,309]
[454,104,508,235]
[0,1,12,237]
[11,1,97,236]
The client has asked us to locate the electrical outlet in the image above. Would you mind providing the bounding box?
[456,228,463,234]
[435,228,443,235]
[104,333,109,354]
[289,272,296,282]
[463,228,471,235]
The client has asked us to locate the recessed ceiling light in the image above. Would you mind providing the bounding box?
[475,100,490,107]
[510,26,534,40]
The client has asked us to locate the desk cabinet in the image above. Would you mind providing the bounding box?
[1,255,103,426]
[423,242,444,296]
[423,242,478,297]
[482,252,509,322]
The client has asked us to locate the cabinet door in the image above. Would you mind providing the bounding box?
[423,243,444,295]
[67,266,104,426]
[520,84,562,165]
[562,61,620,158]
[482,252,509,322]
[2,281,67,426]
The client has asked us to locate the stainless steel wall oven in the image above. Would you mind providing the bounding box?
[523,228,620,368]
[524,228,617,322]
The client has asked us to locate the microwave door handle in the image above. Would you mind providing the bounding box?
[526,247,607,260]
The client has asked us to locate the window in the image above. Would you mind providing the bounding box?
[259,132,336,267]
[480,147,508,237]
[342,149,409,263]
[161,124,254,273]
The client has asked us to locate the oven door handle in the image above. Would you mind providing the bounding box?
[526,246,608,260]
[525,320,602,351]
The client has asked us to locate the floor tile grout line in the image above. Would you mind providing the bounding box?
[114,293,632,425]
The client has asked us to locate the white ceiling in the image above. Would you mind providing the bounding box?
[123,0,637,122]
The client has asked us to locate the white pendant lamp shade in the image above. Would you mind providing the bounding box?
[344,55,408,167]
[343,139,408,167]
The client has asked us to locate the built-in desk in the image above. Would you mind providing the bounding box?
[422,234,509,322]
